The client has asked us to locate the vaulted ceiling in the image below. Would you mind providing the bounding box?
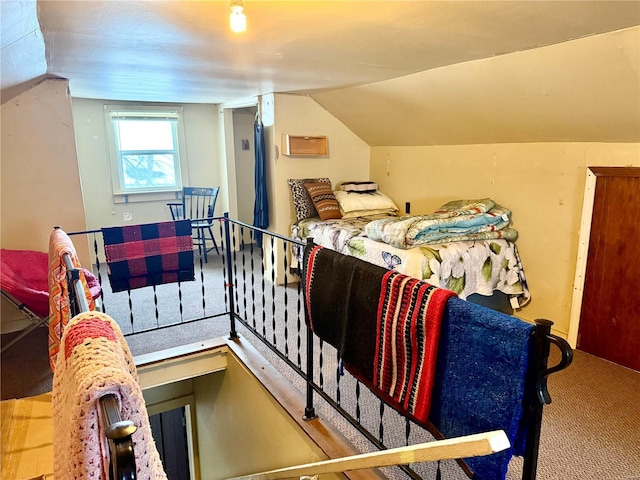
[2,1,639,145]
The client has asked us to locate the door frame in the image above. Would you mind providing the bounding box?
[222,98,259,226]
[567,168,598,348]
[568,166,640,349]
[147,394,198,480]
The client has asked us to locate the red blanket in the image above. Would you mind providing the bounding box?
[375,271,456,421]
[102,220,194,292]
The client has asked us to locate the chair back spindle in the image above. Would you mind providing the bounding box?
[167,186,220,262]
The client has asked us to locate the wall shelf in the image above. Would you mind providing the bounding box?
[281,134,328,156]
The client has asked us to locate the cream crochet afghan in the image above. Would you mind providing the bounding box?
[52,311,167,479]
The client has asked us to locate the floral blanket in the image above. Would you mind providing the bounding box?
[364,198,517,248]
[292,212,530,307]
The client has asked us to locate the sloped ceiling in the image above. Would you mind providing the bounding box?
[1,1,639,145]
[0,0,47,100]
[313,27,640,145]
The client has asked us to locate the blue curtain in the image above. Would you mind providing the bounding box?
[253,117,269,247]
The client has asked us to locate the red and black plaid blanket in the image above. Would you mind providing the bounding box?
[102,220,194,293]
[303,243,456,422]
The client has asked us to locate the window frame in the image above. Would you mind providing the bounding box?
[104,105,189,197]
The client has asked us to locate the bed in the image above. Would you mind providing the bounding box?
[288,179,531,312]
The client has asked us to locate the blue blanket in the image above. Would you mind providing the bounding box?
[364,198,515,248]
[429,297,534,480]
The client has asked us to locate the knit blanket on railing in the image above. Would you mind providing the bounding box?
[48,228,97,372]
[102,220,194,292]
[52,311,167,480]
[304,243,456,422]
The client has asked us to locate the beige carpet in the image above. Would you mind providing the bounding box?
[522,349,640,480]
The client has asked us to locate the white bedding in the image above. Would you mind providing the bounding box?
[291,215,531,308]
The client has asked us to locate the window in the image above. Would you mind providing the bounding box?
[105,106,186,195]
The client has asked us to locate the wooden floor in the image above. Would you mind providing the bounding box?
[1,392,54,480]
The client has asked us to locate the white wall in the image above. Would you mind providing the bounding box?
[1,79,88,254]
[232,107,257,225]
[269,93,371,236]
[1,78,90,330]
[194,351,342,479]
[252,93,370,283]
[139,346,343,480]
[312,26,640,147]
[370,143,640,337]
[71,99,226,232]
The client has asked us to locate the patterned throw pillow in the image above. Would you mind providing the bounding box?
[304,182,342,220]
[288,178,331,221]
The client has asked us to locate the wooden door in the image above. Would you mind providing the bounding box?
[149,406,191,480]
[577,167,640,371]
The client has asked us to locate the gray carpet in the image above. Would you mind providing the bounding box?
[529,349,640,479]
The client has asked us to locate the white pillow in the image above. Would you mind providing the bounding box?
[341,208,398,219]
[335,190,398,215]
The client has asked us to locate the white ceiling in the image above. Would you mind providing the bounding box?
[2,1,639,145]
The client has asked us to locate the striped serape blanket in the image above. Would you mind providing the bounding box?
[304,243,456,422]
[102,220,194,293]
[375,271,456,422]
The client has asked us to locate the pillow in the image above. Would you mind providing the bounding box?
[341,208,398,219]
[288,178,331,221]
[304,182,342,220]
[339,181,378,193]
[334,190,398,215]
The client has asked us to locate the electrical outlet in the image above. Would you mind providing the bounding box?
[123,212,133,222]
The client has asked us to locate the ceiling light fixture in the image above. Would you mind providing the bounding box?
[230,0,247,33]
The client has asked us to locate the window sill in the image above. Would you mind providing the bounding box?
[113,191,181,204]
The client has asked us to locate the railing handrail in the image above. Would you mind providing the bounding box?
[66,216,307,247]
[57,242,138,480]
[224,430,510,480]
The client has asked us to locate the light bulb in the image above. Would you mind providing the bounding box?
[230,5,246,33]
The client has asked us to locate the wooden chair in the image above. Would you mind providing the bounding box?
[168,187,220,263]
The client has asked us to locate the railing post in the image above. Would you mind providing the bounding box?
[302,239,317,420]
[304,323,317,420]
[522,318,552,480]
[223,213,238,339]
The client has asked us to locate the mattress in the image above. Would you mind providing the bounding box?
[292,216,531,308]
